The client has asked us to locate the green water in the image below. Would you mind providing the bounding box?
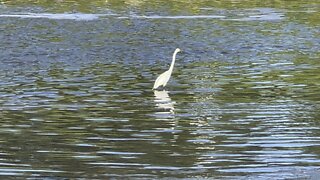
[0,0,319,179]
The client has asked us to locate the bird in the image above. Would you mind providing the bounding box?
[152,48,181,90]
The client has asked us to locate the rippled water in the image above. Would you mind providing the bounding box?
[0,1,320,179]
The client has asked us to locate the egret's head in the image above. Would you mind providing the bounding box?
[175,48,181,53]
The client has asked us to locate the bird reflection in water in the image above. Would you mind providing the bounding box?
[153,90,175,114]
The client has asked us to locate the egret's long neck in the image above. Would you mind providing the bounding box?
[169,50,178,72]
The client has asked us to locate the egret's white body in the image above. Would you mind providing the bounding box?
[153,48,181,90]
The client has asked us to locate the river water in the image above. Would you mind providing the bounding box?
[0,1,320,179]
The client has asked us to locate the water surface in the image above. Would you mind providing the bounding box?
[0,1,320,179]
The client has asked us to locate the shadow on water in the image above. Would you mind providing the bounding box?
[0,0,320,179]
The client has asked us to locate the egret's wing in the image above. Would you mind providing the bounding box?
[153,71,169,89]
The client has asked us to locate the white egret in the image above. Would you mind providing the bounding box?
[152,48,181,90]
